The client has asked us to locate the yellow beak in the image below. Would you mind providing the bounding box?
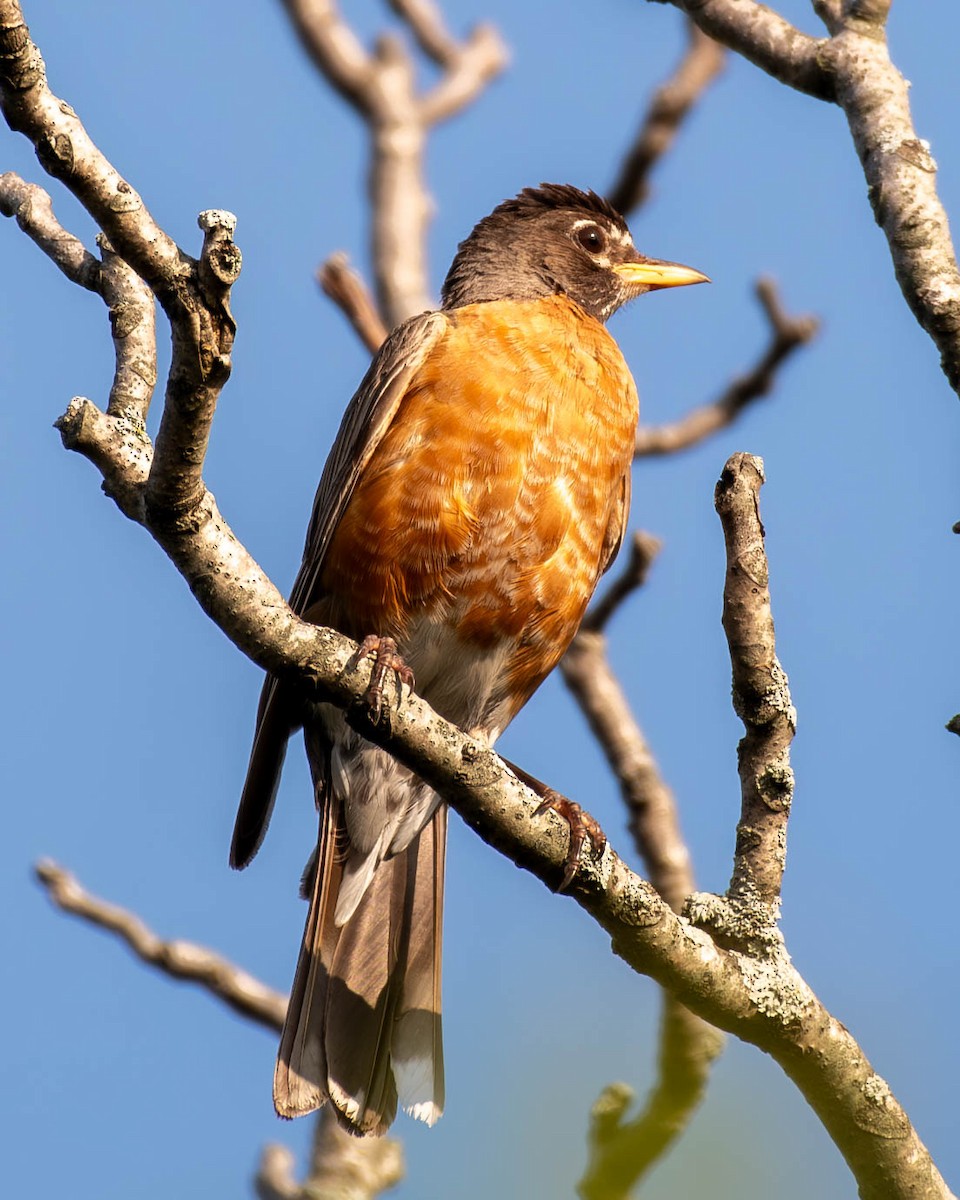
[613,259,710,291]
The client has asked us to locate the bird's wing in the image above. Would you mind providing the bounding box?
[289,309,449,615]
[230,310,449,870]
[599,466,632,576]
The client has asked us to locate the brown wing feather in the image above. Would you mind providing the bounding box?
[230,311,449,870]
[600,468,631,577]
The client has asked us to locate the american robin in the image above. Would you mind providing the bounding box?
[231,183,707,1134]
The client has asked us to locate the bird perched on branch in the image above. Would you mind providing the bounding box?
[232,183,707,1134]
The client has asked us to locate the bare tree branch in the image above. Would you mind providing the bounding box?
[386,0,460,65]
[563,544,694,911]
[280,0,506,326]
[318,251,389,353]
[714,452,795,913]
[811,0,843,35]
[0,6,184,291]
[97,233,157,424]
[34,860,288,1031]
[0,10,239,530]
[651,0,960,397]
[609,21,725,216]
[649,0,833,99]
[0,170,98,286]
[0,174,157,425]
[580,530,662,636]
[635,278,818,457]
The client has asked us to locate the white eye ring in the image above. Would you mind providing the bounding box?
[574,223,607,254]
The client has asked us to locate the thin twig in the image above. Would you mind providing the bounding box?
[0,5,184,291]
[635,278,818,456]
[34,860,288,1031]
[0,12,240,527]
[97,232,157,423]
[609,21,725,216]
[36,858,403,1197]
[318,252,389,353]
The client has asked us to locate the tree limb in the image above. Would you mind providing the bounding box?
[715,453,795,912]
[648,0,834,100]
[0,173,157,425]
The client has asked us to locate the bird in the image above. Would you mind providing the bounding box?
[231,183,707,1135]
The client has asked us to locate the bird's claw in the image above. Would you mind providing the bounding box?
[354,635,414,722]
[535,790,607,890]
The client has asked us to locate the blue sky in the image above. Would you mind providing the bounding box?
[2,2,958,1197]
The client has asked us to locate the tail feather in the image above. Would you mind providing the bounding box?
[393,806,446,1123]
[274,799,447,1134]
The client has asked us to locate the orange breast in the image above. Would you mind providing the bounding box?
[320,295,638,714]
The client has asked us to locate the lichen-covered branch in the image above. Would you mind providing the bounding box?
[635,279,818,457]
[0,8,239,528]
[826,7,960,394]
[714,453,795,912]
[609,21,725,216]
[0,174,157,425]
[0,3,185,294]
[280,0,506,326]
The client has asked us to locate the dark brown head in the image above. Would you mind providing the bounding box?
[440,183,708,323]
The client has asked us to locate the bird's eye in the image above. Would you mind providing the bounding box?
[575,224,607,254]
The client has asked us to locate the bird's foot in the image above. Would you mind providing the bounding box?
[534,789,607,890]
[354,634,415,722]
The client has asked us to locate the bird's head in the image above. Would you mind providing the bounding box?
[441,183,708,323]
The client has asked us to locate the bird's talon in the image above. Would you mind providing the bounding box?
[535,790,606,890]
[352,635,411,723]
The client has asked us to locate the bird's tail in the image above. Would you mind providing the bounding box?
[274,796,446,1134]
